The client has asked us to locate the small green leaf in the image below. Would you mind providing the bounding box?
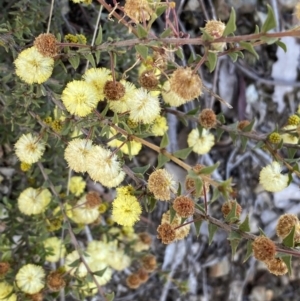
[260,36,278,44]
[283,225,295,248]
[209,187,220,204]
[135,45,148,60]
[276,40,287,52]
[68,55,80,70]
[95,50,101,64]
[137,24,148,38]
[173,147,193,159]
[195,203,205,213]
[261,4,277,33]
[157,153,170,168]
[84,53,96,68]
[105,292,115,301]
[147,196,157,212]
[131,164,150,174]
[160,28,173,38]
[186,107,199,115]
[254,25,260,34]
[206,51,217,72]
[216,128,224,142]
[259,228,267,236]
[95,25,102,45]
[208,223,218,245]
[112,112,119,124]
[160,133,169,148]
[68,258,81,268]
[194,218,202,238]
[229,238,240,258]
[93,267,107,277]
[287,148,297,159]
[243,240,253,263]
[155,5,167,18]
[240,136,248,152]
[177,182,182,196]
[170,206,176,223]
[223,7,236,37]
[281,255,292,275]
[200,28,214,41]
[228,52,238,62]
[198,162,220,175]
[225,201,239,224]
[194,177,203,198]
[239,41,259,60]
[175,47,184,60]
[239,215,251,232]
[242,119,255,132]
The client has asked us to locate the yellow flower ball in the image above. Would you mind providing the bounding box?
[105,241,131,271]
[61,80,99,117]
[69,176,86,196]
[150,115,169,136]
[112,194,142,226]
[18,187,51,215]
[0,282,17,301]
[64,138,93,173]
[43,237,66,262]
[128,88,161,124]
[15,133,46,164]
[187,128,215,155]
[162,80,187,107]
[65,250,92,277]
[259,161,288,192]
[86,145,125,188]
[281,125,298,144]
[82,67,112,101]
[14,46,54,84]
[71,194,100,224]
[16,264,45,294]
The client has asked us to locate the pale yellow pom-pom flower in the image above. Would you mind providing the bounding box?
[259,161,288,192]
[61,80,99,117]
[108,80,137,113]
[82,67,112,101]
[150,115,169,136]
[16,264,45,294]
[86,145,125,187]
[281,125,298,144]
[69,176,86,196]
[105,241,131,271]
[18,187,51,215]
[187,128,215,155]
[112,194,142,226]
[128,88,161,124]
[64,139,93,173]
[43,237,66,262]
[65,250,92,278]
[0,282,17,301]
[71,194,100,224]
[15,133,46,164]
[14,46,54,84]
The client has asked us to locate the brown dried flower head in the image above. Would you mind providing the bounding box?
[124,0,153,23]
[148,169,177,201]
[199,109,217,129]
[47,270,66,292]
[104,80,125,101]
[0,262,10,276]
[237,120,250,131]
[169,67,203,101]
[139,70,159,90]
[221,200,242,219]
[136,268,149,283]
[157,223,176,244]
[27,293,43,301]
[126,273,141,289]
[173,196,195,218]
[185,164,210,197]
[252,236,276,262]
[141,254,157,272]
[161,210,190,241]
[85,191,102,209]
[34,33,58,57]
[203,20,226,52]
[276,213,300,242]
[266,257,288,276]
[138,232,152,246]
